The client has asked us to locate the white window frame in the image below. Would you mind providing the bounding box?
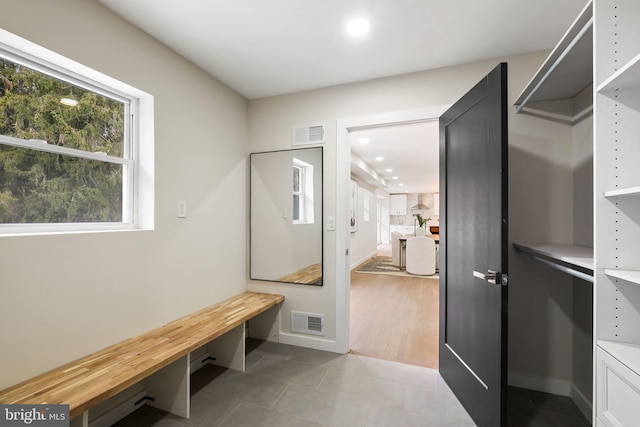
[293,157,314,225]
[0,29,154,235]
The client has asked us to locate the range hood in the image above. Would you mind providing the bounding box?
[411,195,429,211]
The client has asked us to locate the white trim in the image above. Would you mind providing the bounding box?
[335,106,450,354]
[350,250,378,270]
[571,383,593,423]
[278,332,342,353]
[0,28,155,235]
[0,135,131,165]
[508,371,571,396]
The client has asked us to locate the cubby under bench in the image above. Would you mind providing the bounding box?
[0,291,285,427]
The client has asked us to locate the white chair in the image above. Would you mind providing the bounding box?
[406,236,436,276]
[391,231,404,267]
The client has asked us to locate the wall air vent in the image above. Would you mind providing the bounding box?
[292,123,325,146]
[291,311,325,336]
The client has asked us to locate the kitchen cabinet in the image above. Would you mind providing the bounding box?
[389,194,407,215]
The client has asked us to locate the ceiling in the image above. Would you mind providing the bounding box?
[98,0,589,194]
[350,121,439,195]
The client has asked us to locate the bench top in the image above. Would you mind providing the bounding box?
[0,291,284,418]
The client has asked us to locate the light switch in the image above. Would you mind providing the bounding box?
[327,216,335,230]
[177,200,187,218]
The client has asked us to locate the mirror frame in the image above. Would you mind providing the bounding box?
[249,146,323,285]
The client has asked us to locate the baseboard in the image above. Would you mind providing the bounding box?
[278,332,343,353]
[508,372,571,396]
[570,383,593,423]
[509,374,592,422]
[88,391,147,427]
[350,250,378,270]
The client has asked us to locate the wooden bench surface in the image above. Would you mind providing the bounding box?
[0,291,284,418]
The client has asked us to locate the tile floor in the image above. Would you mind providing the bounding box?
[113,339,592,427]
[507,386,591,427]
[113,338,476,427]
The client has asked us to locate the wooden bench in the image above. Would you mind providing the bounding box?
[0,291,284,426]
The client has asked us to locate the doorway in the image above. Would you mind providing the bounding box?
[336,107,448,366]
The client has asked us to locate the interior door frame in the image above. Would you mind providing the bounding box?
[335,106,450,353]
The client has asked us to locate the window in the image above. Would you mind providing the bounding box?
[0,29,154,234]
[292,157,314,224]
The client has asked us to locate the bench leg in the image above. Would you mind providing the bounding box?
[146,354,190,418]
[207,323,245,371]
[70,411,88,427]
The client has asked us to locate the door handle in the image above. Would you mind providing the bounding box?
[473,269,508,286]
[473,270,497,283]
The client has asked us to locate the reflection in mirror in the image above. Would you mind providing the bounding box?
[250,147,323,285]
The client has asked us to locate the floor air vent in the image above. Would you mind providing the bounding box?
[291,311,325,336]
[292,123,325,146]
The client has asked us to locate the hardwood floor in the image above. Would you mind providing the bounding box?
[349,267,439,369]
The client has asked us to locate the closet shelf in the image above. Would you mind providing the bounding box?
[513,0,592,124]
[597,51,640,92]
[513,243,593,282]
[605,269,640,285]
[598,340,640,377]
[603,186,640,198]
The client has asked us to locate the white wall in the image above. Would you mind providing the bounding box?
[0,0,581,396]
[349,179,379,268]
[0,0,249,389]
[247,50,579,391]
[378,191,390,244]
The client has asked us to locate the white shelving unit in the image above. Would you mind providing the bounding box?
[513,1,595,422]
[594,0,640,425]
[603,186,640,198]
[513,243,593,282]
[514,1,593,124]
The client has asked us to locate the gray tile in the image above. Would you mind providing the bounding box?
[200,369,289,408]
[525,389,586,420]
[507,387,591,427]
[352,355,440,388]
[219,402,307,427]
[111,405,186,427]
[365,406,475,427]
[404,383,474,424]
[317,367,408,408]
[186,388,241,426]
[273,383,370,427]
[248,354,329,388]
[244,348,266,371]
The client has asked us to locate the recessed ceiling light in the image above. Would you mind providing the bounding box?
[347,18,370,37]
[399,183,404,186]
[386,168,393,172]
[359,138,370,144]
[375,156,384,161]
[392,176,399,180]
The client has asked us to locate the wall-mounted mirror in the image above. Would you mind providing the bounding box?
[250,147,323,285]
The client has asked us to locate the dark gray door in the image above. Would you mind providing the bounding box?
[438,63,508,427]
